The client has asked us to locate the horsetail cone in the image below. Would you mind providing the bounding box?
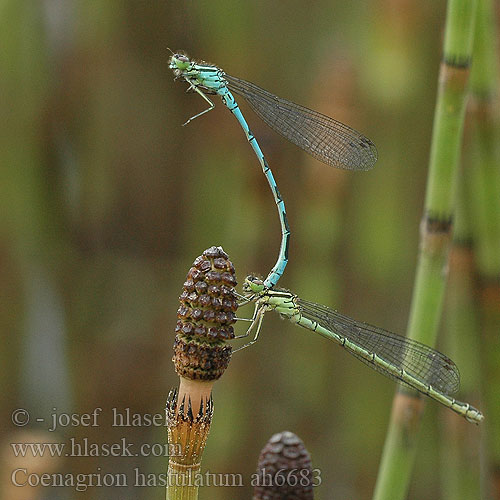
[167,248,237,499]
[253,431,314,500]
[174,246,238,381]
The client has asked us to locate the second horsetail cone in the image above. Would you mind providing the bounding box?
[253,431,314,500]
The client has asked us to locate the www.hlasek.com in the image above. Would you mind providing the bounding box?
[11,439,182,458]
[12,467,322,492]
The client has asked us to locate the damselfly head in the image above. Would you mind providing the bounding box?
[243,276,265,294]
[169,51,191,72]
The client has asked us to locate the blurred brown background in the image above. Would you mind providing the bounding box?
[0,1,465,499]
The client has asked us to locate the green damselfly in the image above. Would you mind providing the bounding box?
[240,276,483,424]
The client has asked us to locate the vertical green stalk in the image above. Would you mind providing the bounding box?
[0,0,48,418]
[0,1,48,261]
[440,173,481,500]
[468,0,500,276]
[439,3,496,496]
[467,0,500,495]
[373,1,478,499]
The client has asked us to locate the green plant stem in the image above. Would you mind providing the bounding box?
[440,177,481,500]
[166,467,200,500]
[0,0,48,259]
[166,385,213,500]
[0,0,49,428]
[468,0,500,276]
[467,0,500,496]
[372,1,478,499]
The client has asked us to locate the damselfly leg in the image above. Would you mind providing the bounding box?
[182,82,215,126]
[233,302,267,352]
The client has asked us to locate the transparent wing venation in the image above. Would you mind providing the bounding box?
[296,298,460,395]
[225,74,377,171]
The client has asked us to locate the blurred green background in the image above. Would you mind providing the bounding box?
[0,0,470,498]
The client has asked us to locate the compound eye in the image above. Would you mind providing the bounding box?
[176,54,189,62]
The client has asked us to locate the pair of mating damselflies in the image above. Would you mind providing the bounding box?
[169,52,483,424]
